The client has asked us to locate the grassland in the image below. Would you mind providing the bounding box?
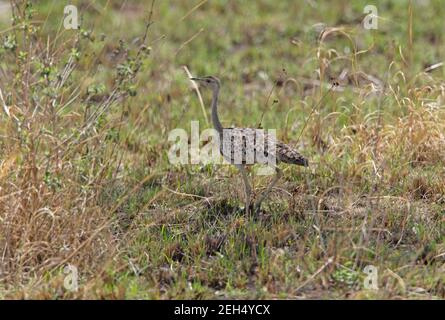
[0,0,444,299]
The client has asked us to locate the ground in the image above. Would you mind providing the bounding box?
[0,0,444,299]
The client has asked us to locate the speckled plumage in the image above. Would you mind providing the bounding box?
[219,127,308,166]
[190,75,308,215]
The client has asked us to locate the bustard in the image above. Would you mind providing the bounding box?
[191,76,308,215]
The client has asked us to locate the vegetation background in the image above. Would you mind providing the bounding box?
[0,0,444,299]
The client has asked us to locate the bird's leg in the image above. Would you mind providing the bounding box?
[236,164,252,216]
[254,166,282,214]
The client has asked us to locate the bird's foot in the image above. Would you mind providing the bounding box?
[248,203,256,216]
[253,201,262,216]
[240,202,256,217]
[242,203,254,217]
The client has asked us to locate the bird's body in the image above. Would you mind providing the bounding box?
[218,127,308,166]
[190,75,308,215]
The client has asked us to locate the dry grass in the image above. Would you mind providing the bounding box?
[0,0,444,299]
[0,0,151,296]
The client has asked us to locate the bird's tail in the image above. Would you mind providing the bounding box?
[277,143,309,167]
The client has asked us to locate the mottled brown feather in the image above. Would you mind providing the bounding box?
[219,128,308,167]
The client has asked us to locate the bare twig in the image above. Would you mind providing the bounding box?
[183,65,209,126]
[175,28,204,56]
[295,257,334,292]
[0,88,10,118]
[180,0,208,21]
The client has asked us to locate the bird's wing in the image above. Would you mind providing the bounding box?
[219,128,275,165]
[219,127,307,166]
[276,141,308,166]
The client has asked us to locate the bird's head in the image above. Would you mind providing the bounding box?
[190,75,220,90]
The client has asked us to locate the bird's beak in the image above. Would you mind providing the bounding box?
[190,77,199,81]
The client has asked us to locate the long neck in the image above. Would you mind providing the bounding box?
[211,85,223,134]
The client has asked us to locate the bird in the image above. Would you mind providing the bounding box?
[190,75,308,215]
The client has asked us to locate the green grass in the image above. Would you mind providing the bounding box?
[0,0,444,299]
